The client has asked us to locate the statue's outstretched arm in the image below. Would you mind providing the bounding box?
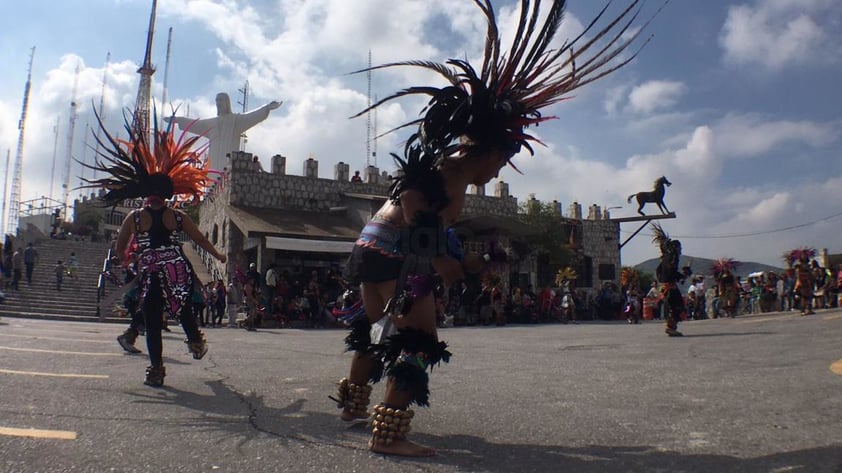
[233,101,282,134]
[164,116,216,135]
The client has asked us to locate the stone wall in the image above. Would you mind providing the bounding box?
[581,218,621,289]
[225,151,519,216]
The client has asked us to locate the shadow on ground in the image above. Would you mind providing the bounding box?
[128,377,842,473]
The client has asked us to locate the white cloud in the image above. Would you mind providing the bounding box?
[627,80,686,114]
[712,114,838,158]
[719,0,839,69]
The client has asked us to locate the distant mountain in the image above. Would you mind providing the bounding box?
[633,255,785,279]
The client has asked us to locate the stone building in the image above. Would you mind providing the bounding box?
[74,151,624,295]
[192,151,622,295]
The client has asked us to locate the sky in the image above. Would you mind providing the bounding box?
[0,0,840,268]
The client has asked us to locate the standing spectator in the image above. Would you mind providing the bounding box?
[213,279,226,327]
[24,243,39,285]
[193,284,208,327]
[694,276,706,318]
[264,263,278,309]
[67,252,79,281]
[246,263,261,289]
[794,260,814,315]
[54,260,66,291]
[243,277,259,331]
[350,170,363,182]
[307,286,321,328]
[226,278,243,328]
[11,247,23,290]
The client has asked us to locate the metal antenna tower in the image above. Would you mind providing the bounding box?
[237,80,249,150]
[7,46,35,236]
[131,0,158,141]
[365,49,371,168]
[62,63,81,221]
[78,121,90,198]
[372,94,378,167]
[93,51,110,180]
[1,150,9,237]
[49,115,61,203]
[160,27,173,114]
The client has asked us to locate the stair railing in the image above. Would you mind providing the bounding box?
[96,248,113,321]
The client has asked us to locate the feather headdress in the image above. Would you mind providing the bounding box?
[710,258,738,278]
[783,247,816,267]
[555,266,579,286]
[353,0,665,167]
[79,108,209,206]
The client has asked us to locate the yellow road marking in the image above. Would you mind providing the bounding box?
[831,360,842,376]
[0,346,122,357]
[0,368,108,379]
[0,333,113,344]
[0,426,77,440]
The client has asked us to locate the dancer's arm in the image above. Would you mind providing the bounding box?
[177,210,227,263]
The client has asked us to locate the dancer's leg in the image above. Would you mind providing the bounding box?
[369,293,438,457]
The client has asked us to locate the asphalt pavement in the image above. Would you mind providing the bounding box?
[1,310,841,473]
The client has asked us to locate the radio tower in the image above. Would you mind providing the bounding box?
[131,0,158,141]
[160,27,173,114]
[7,46,35,236]
[372,94,378,167]
[49,115,61,203]
[61,63,81,220]
[93,51,110,180]
[365,50,372,169]
[237,80,249,150]
[1,150,9,237]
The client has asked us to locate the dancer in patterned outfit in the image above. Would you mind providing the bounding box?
[332,0,666,456]
[81,112,226,387]
[651,223,689,336]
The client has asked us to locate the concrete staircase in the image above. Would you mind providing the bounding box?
[0,239,121,323]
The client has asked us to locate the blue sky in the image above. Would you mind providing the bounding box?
[0,0,840,268]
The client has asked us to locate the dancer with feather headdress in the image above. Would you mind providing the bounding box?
[79,112,227,387]
[784,247,817,315]
[336,0,666,456]
[650,223,686,336]
[711,258,739,318]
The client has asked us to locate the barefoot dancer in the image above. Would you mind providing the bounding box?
[81,112,226,387]
[334,0,665,456]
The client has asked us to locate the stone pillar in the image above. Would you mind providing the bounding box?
[494,181,509,198]
[472,184,486,196]
[231,151,252,171]
[587,204,602,220]
[527,194,540,215]
[304,157,318,178]
[365,165,380,184]
[568,202,582,220]
[381,170,390,183]
[335,161,350,181]
[271,154,286,175]
[552,199,563,217]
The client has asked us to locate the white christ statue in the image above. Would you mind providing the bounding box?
[166,92,282,171]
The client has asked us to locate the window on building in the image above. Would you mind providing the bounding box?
[212,224,219,245]
[598,263,615,281]
[580,256,593,288]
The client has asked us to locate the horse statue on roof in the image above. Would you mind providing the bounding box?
[627,176,672,216]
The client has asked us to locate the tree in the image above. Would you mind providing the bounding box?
[516,200,575,286]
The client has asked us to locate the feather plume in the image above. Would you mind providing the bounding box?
[352,0,667,167]
[77,106,209,206]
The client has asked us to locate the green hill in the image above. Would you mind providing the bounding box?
[633,255,784,278]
